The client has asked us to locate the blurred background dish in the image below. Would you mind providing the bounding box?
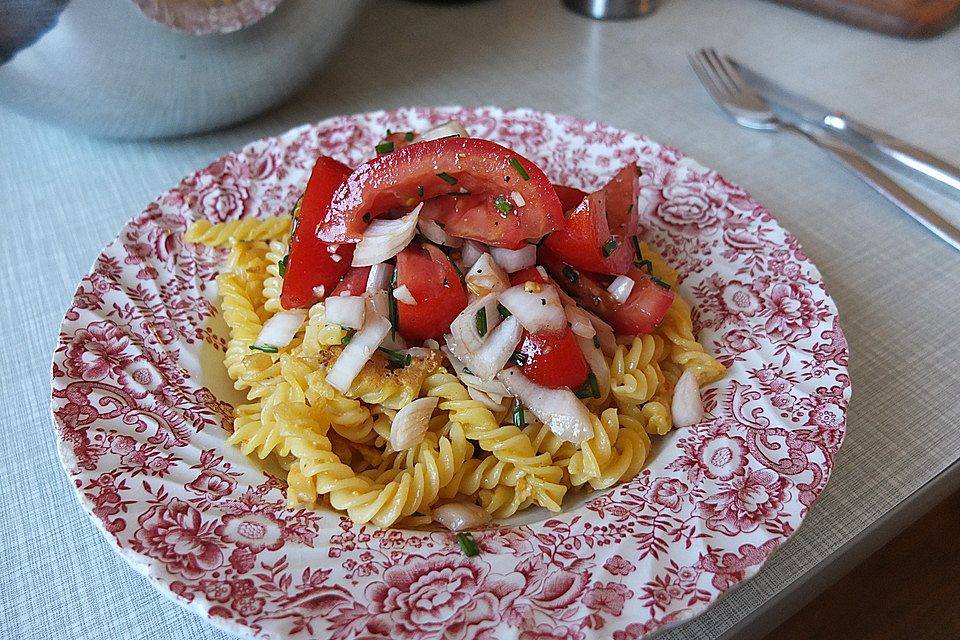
[0,0,363,139]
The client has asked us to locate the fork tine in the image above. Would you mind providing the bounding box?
[707,49,748,95]
[700,48,738,95]
[688,51,729,107]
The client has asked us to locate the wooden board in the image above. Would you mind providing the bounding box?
[768,0,960,38]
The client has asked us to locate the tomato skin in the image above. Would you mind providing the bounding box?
[316,138,564,248]
[553,184,587,212]
[395,243,468,341]
[543,164,638,276]
[280,156,354,309]
[518,328,590,389]
[330,266,371,297]
[509,267,548,287]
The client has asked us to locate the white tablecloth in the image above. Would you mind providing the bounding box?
[3,1,959,639]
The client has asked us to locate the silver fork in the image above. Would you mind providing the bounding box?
[689,48,960,252]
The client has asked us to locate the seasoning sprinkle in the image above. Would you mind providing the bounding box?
[249,344,278,353]
[388,267,399,338]
[340,333,353,345]
[378,346,412,367]
[417,185,424,197]
[497,303,511,320]
[494,195,514,215]
[652,276,671,290]
[593,335,601,349]
[436,172,458,185]
[601,238,620,257]
[512,401,525,428]
[509,157,530,181]
[562,265,580,283]
[509,351,527,367]
[475,307,488,337]
[375,141,394,155]
[404,131,414,141]
[574,372,601,399]
[456,532,480,557]
[278,254,289,278]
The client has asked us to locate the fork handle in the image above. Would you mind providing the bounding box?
[791,123,960,252]
[824,113,960,195]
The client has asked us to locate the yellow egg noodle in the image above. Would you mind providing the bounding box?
[190,217,725,528]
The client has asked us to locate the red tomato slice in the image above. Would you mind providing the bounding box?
[280,156,354,309]
[395,243,468,341]
[330,266,371,297]
[542,164,639,276]
[316,138,564,248]
[517,328,590,389]
[538,247,674,336]
[508,266,548,287]
[553,184,587,213]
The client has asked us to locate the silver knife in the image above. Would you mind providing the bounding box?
[731,58,960,198]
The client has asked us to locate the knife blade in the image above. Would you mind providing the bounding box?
[730,58,960,196]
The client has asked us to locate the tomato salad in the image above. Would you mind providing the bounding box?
[274,121,675,444]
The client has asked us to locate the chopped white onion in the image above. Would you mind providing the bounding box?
[364,289,390,319]
[432,501,492,532]
[449,294,501,354]
[351,203,422,267]
[607,275,636,304]
[415,120,470,142]
[402,347,435,359]
[468,385,509,412]
[510,191,526,207]
[393,284,417,305]
[575,334,610,400]
[381,332,407,351]
[498,283,566,334]
[497,368,593,444]
[311,285,326,299]
[366,263,393,292]
[461,240,486,271]
[459,315,522,380]
[424,338,440,350]
[442,344,512,396]
[489,244,536,273]
[326,301,390,393]
[671,369,704,428]
[465,253,510,298]
[564,305,597,338]
[389,396,439,450]
[254,310,307,349]
[323,295,365,330]
[418,217,463,248]
[593,319,617,356]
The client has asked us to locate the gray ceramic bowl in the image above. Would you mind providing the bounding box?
[0,0,363,138]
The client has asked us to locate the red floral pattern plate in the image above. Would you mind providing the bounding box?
[51,107,850,640]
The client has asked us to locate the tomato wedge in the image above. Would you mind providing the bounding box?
[542,163,639,276]
[330,266,371,297]
[517,328,590,389]
[280,156,353,309]
[395,243,468,341]
[509,266,548,287]
[539,247,674,336]
[316,138,564,249]
[553,184,587,213]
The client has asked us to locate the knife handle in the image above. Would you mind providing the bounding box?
[825,112,960,196]
[792,123,960,252]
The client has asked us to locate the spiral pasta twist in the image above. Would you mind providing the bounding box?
[262,240,287,314]
[610,335,664,406]
[185,216,291,246]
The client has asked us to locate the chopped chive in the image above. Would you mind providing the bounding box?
[512,401,525,428]
[509,351,527,367]
[278,254,289,278]
[637,259,654,274]
[626,204,634,215]
[601,238,620,257]
[388,267,399,338]
[462,366,473,375]
[652,276,671,290]
[443,250,465,284]
[375,141,395,155]
[631,236,643,261]
[494,195,514,215]
[417,185,424,197]
[574,372,601,399]
[509,157,530,180]
[340,333,353,345]
[593,335,601,349]
[475,308,488,337]
[362,212,372,224]
[289,215,299,242]
[456,532,480,557]
[497,303,511,320]
[436,172,458,185]
[385,128,393,136]
[636,165,643,176]
[249,344,278,353]
[447,190,472,196]
[562,265,580,283]
[404,131,414,141]
[378,346,412,367]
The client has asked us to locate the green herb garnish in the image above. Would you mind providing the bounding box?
[562,265,580,283]
[652,276,671,290]
[574,372,601,399]
[637,259,654,274]
[509,157,530,181]
[278,254,289,278]
[249,344,278,354]
[362,212,372,224]
[436,172,458,185]
[593,335,601,349]
[512,401,525,428]
[456,532,480,557]
[378,346,412,367]
[448,190,472,196]
[601,238,620,257]
[509,351,527,367]
[497,303,511,320]
[475,308,488,337]
[404,131,414,141]
[375,141,395,155]
[417,185,424,197]
[494,195,514,215]
[388,267,399,338]
[340,333,353,345]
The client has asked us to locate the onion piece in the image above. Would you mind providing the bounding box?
[498,283,566,334]
[326,301,390,393]
[352,203,422,267]
[575,334,610,400]
[323,295,364,329]
[418,217,463,248]
[415,120,470,142]
[393,284,417,305]
[459,315,522,381]
[607,275,635,304]
[510,191,526,208]
[593,319,617,356]
[389,396,439,450]
[461,239,486,271]
[366,262,393,292]
[441,344,512,396]
[497,367,593,444]
[424,338,440,350]
[671,369,704,428]
[254,309,307,349]
[449,293,501,354]
[564,304,596,338]
[465,253,509,299]
[489,244,536,273]
[364,289,390,319]
[468,385,509,412]
[433,501,491,531]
